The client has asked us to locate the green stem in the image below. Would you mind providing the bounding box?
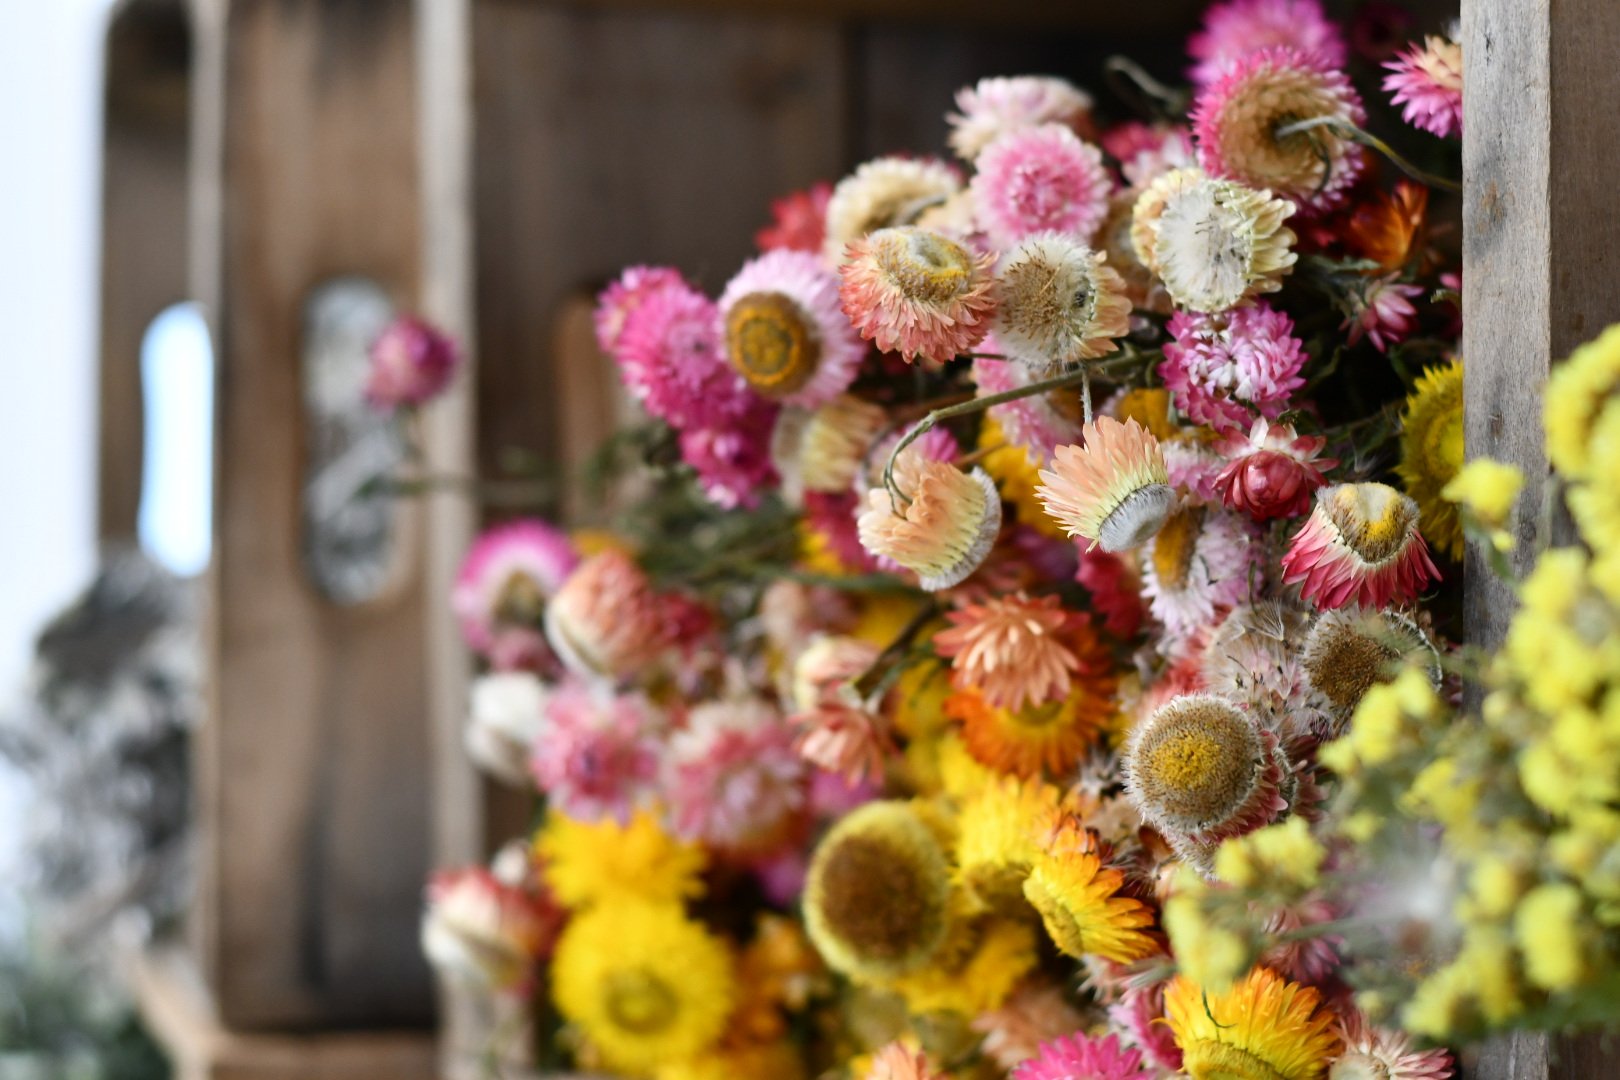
[1273,115,1461,193]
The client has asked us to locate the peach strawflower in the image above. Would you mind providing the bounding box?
[1193,46,1367,211]
[948,75,1095,161]
[545,549,670,683]
[973,979,1090,1071]
[1331,1008,1456,1079]
[933,592,1082,712]
[866,1042,947,1080]
[991,233,1132,370]
[823,156,962,263]
[1280,482,1441,610]
[971,124,1113,250]
[1383,36,1463,139]
[856,449,1002,591]
[789,636,893,785]
[1037,417,1174,552]
[840,226,997,362]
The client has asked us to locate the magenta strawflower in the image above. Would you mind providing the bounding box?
[1160,303,1308,431]
[1344,274,1424,353]
[1187,0,1348,86]
[366,315,461,408]
[1383,36,1463,138]
[666,698,808,858]
[1012,1031,1151,1080]
[452,520,580,671]
[594,265,686,355]
[1214,418,1337,521]
[720,249,867,407]
[529,680,667,824]
[677,398,781,510]
[1193,46,1366,211]
[1282,483,1441,610]
[803,491,879,573]
[610,276,754,430]
[948,75,1094,161]
[1075,546,1144,639]
[971,124,1113,250]
[1108,982,1184,1073]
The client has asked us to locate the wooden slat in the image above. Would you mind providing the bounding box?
[129,944,437,1080]
[191,0,434,1030]
[98,0,192,543]
[1463,0,1620,1075]
[532,0,1205,32]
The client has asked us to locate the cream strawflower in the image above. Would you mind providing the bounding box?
[1130,166,1205,273]
[991,233,1133,370]
[1037,417,1174,552]
[1149,175,1297,312]
[823,156,962,263]
[772,395,889,502]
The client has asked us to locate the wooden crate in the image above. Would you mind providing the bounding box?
[92,0,1620,1076]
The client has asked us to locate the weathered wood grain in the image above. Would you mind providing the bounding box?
[531,0,1205,32]
[191,0,434,1030]
[1463,0,1620,1074]
[98,0,192,543]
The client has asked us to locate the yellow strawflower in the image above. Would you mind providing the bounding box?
[979,416,1067,540]
[883,917,1038,1015]
[553,900,736,1074]
[1164,967,1340,1080]
[954,776,1065,913]
[1397,358,1465,560]
[538,807,707,909]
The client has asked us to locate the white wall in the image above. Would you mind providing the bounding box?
[0,0,111,692]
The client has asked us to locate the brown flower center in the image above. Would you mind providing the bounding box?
[727,291,820,395]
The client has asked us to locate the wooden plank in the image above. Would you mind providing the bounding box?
[191,0,435,1030]
[1462,0,1620,1074]
[98,0,192,544]
[532,0,1205,33]
[129,944,437,1080]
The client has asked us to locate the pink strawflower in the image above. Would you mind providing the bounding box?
[840,226,996,363]
[1187,0,1348,86]
[1344,274,1423,353]
[1075,546,1144,639]
[947,75,1095,161]
[756,181,832,253]
[594,265,686,355]
[933,593,1083,712]
[793,702,893,788]
[677,397,781,510]
[1334,1009,1456,1079]
[974,354,1083,461]
[366,315,460,408]
[720,249,867,407]
[1100,121,1195,187]
[610,275,755,430]
[666,698,808,858]
[1162,436,1227,505]
[1214,418,1337,520]
[1281,482,1441,610]
[529,681,666,824]
[1012,1032,1151,1080]
[421,866,562,996]
[970,124,1112,249]
[1384,36,1463,138]
[546,549,671,683]
[1141,509,1262,645]
[1160,302,1308,431]
[452,519,580,670]
[1193,46,1366,211]
[1259,894,1342,986]
[1108,982,1184,1073]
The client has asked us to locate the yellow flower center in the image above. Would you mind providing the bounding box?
[1134,699,1260,831]
[1183,1041,1291,1080]
[495,571,546,625]
[1153,507,1203,590]
[876,228,977,304]
[604,969,680,1035]
[1325,484,1417,564]
[726,291,820,395]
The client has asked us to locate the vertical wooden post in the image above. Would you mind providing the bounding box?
[1462,0,1620,1076]
[98,0,191,544]
[190,0,435,1032]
